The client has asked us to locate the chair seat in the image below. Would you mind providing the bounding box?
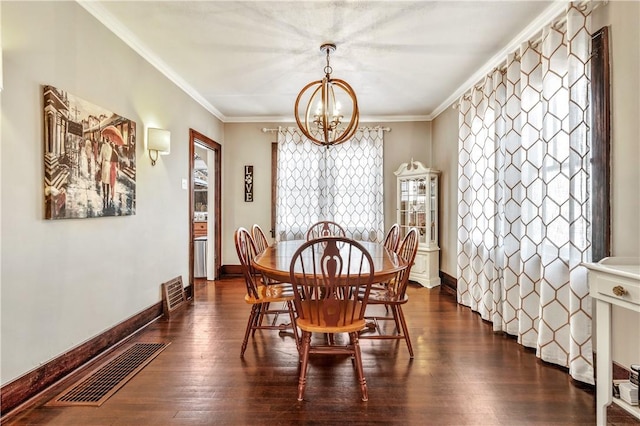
[362,276,396,292]
[244,283,295,304]
[296,300,366,333]
[260,276,282,286]
[369,282,388,292]
[367,289,409,304]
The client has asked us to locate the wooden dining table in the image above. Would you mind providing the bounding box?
[252,239,408,284]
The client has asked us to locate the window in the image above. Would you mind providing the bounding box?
[274,128,384,242]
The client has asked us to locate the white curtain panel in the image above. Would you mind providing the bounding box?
[275,127,384,242]
[457,3,593,384]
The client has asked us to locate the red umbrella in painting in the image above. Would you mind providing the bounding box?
[101,125,125,146]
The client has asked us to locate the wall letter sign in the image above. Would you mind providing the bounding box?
[244,165,253,202]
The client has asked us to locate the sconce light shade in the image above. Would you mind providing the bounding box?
[148,128,170,166]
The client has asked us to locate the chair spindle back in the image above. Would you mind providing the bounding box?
[234,227,261,299]
[289,236,374,328]
[306,220,347,241]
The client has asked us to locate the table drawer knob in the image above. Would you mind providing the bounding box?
[612,285,628,297]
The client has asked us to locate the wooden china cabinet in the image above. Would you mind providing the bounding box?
[394,159,441,288]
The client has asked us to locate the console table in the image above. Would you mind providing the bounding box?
[584,257,640,426]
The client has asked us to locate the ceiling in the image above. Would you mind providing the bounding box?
[79,1,557,123]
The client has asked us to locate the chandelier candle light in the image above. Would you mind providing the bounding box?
[294,43,359,147]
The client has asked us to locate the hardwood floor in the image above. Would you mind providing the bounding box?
[5,278,638,425]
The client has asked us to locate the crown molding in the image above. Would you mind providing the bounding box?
[430,0,569,119]
[76,0,226,122]
[224,116,294,124]
[224,114,432,124]
[360,114,432,123]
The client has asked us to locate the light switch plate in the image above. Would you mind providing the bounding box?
[181,178,188,190]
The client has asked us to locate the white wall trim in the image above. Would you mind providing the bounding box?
[225,114,431,123]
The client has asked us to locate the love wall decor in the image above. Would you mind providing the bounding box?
[244,165,254,202]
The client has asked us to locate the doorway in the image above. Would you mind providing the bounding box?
[189,129,221,299]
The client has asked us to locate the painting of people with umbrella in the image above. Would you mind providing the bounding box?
[43,85,136,219]
[98,126,125,210]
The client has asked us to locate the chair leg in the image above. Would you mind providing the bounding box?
[254,303,268,336]
[270,301,285,326]
[297,332,312,401]
[390,303,401,331]
[241,304,259,357]
[350,332,368,402]
[252,305,260,337]
[395,305,414,358]
[287,300,300,353]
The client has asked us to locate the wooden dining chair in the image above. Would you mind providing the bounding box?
[368,223,401,296]
[305,220,346,240]
[251,224,270,254]
[251,224,275,282]
[251,223,285,326]
[359,227,419,358]
[234,227,300,357]
[289,236,375,401]
[383,223,401,252]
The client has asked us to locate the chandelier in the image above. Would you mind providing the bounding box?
[294,43,359,147]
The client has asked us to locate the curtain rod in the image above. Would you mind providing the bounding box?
[261,126,390,133]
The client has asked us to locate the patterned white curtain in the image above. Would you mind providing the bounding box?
[275,127,384,242]
[457,3,594,384]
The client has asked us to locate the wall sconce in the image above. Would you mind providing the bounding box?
[147,128,170,166]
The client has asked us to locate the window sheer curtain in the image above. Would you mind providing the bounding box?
[457,3,594,384]
[275,127,384,242]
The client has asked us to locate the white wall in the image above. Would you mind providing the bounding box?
[0,2,222,384]
[431,0,640,369]
[431,105,458,277]
[222,121,431,266]
[593,0,640,369]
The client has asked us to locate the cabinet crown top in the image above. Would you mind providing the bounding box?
[394,159,440,176]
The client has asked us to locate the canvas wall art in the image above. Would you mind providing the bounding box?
[43,85,136,219]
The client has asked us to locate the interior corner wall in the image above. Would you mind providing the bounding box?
[221,121,431,267]
[430,105,459,278]
[0,1,222,385]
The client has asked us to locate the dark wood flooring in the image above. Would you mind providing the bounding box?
[4,278,639,425]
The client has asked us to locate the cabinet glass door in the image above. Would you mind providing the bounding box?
[399,177,428,244]
[430,176,437,244]
[394,161,440,287]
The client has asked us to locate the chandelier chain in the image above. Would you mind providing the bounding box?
[324,47,333,77]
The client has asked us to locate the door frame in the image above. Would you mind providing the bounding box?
[189,129,222,295]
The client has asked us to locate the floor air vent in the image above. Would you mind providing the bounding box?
[162,276,187,317]
[47,342,169,407]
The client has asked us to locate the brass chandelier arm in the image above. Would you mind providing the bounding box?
[294,80,322,141]
[329,78,359,145]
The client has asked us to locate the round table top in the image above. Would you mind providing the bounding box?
[252,239,407,283]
